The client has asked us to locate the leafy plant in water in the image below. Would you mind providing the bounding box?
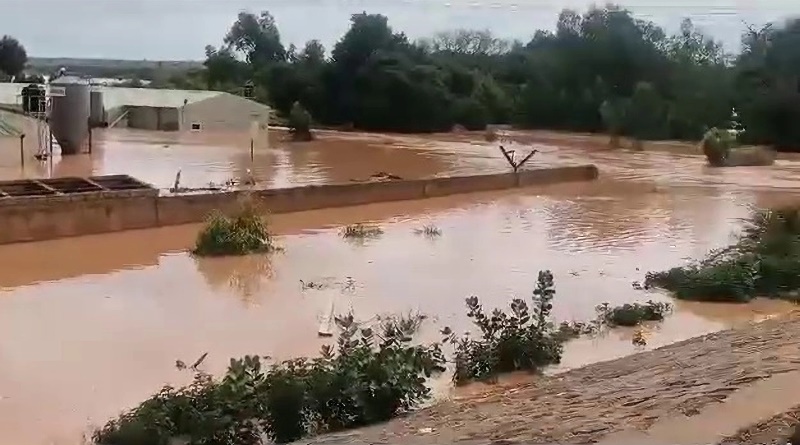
[413,224,442,237]
[193,195,277,257]
[443,270,564,385]
[556,301,672,341]
[340,223,384,240]
[94,312,445,445]
[645,206,800,302]
[595,300,672,327]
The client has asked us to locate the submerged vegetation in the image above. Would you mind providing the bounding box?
[413,224,442,237]
[193,196,278,257]
[340,223,384,239]
[701,127,736,166]
[645,207,800,302]
[93,313,445,445]
[595,300,672,327]
[701,126,776,167]
[444,270,565,384]
[443,271,672,384]
[94,271,672,442]
[288,100,314,141]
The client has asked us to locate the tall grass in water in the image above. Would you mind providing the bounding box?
[645,207,800,302]
[193,195,277,257]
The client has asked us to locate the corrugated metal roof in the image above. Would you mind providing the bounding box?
[102,87,221,109]
[0,83,221,109]
[0,110,22,136]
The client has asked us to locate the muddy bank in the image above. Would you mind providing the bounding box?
[721,405,800,445]
[303,311,800,444]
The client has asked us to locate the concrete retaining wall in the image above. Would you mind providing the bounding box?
[0,190,158,245]
[0,165,598,245]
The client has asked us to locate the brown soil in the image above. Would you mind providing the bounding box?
[720,406,800,445]
[305,310,800,444]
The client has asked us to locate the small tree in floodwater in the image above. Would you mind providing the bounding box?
[288,101,314,142]
[443,270,565,384]
[193,195,278,256]
[599,97,628,148]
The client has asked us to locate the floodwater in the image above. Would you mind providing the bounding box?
[1,127,800,444]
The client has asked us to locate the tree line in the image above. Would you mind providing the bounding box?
[3,5,800,150]
[189,5,800,149]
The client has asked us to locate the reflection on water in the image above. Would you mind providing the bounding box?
[194,254,275,305]
[3,129,800,443]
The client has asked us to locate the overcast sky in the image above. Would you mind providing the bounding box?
[1,0,797,60]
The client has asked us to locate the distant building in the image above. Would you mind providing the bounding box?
[0,83,272,132]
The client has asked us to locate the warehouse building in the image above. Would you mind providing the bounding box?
[0,83,272,132]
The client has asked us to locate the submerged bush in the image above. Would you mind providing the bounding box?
[595,301,672,327]
[340,223,384,239]
[288,101,313,142]
[701,127,736,166]
[193,196,277,257]
[444,270,564,385]
[645,207,800,302]
[94,316,445,445]
[413,224,442,237]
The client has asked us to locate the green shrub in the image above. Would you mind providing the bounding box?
[193,197,276,257]
[340,223,384,239]
[594,300,672,327]
[288,101,313,142]
[701,127,736,166]
[645,207,800,302]
[444,270,564,385]
[599,97,628,147]
[93,316,445,444]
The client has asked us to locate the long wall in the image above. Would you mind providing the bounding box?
[0,165,598,245]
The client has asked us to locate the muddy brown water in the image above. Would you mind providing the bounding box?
[1,128,800,444]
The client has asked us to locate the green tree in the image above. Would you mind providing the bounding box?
[599,97,628,147]
[735,20,800,150]
[224,11,287,68]
[187,4,800,149]
[203,45,249,90]
[0,35,27,78]
[627,82,667,144]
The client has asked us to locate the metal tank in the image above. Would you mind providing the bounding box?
[89,90,105,127]
[49,75,90,155]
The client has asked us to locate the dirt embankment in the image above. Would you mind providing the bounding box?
[721,406,800,445]
[303,311,800,444]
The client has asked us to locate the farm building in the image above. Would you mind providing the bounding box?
[0,83,272,132]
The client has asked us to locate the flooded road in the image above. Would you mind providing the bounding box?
[1,128,800,444]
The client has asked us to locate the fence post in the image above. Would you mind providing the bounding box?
[19,134,25,169]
